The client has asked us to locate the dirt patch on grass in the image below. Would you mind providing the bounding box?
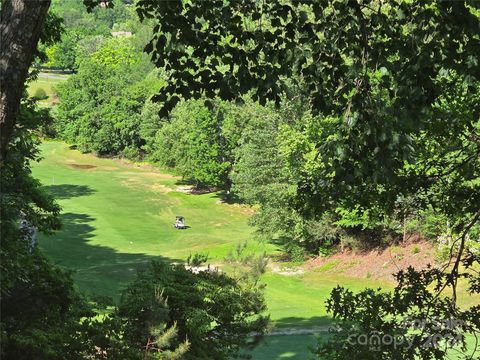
[229,203,254,216]
[140,171,176,180]
[50,95,59,106]
[215,200,255,216]
[269,262,305,276]
[121,180,186,194]
[115,159,177,178]
[176,185,217,194]
[185,264,222,274]
[67,164,97,169]
[266,326,330,335]
[304,240,436,281]
[150,184,174,193]
[119,171,176,181]
[177,185,194,193]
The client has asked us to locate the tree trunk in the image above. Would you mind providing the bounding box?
[0,0,51,164]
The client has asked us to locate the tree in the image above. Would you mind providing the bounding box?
[150,100,232,189]
[117,261,268,359]
[0,0,52,163]
[54,36,159,155]
[0,97,101,359]
[313,259,480,359]
[0,4,102,358]
[44,29,85,70]
[230,101,299,245]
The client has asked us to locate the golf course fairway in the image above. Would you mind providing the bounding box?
[31,141,397,359]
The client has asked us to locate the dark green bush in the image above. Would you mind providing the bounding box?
[33,87,48,100]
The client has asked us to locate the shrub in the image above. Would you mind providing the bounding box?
[121,145,140,160]
[33,87,48,100]
[286,243,306,262]
[186,253,209,267]
[418,207,448,240]
[390,245,402,254]
[302,216,341,254]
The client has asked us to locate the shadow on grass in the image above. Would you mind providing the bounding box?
[175,178,194,186]
[213,190,243,205]
[244,316,334,360]
[245,334,318,360]
[273,316,332,329]
[42,212,179,301]
[43,184,96,200]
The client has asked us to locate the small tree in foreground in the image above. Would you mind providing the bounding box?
[116,261,268,360]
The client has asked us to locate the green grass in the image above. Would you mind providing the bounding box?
[245,334,318,360]
[245,334,479,360]
[262,271,392,328]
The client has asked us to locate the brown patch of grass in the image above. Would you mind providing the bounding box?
[68,164,97,169]
[150,184,174,193]
[215,200,255,216]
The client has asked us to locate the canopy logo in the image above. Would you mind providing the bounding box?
[343,317,464,351]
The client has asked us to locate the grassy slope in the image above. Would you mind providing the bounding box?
[264,271,392,328]
[32,141,477,359]
[34,142,384,319]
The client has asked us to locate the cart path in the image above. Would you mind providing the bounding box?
[38,73,70,80]
[265,326,332,336]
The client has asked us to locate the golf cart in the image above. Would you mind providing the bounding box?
[174,216,186,229]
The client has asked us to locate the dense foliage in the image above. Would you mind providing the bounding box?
[0,98,90,360]
[54,36,162,156]
[42,0,134,70]
[150,100,232,188]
